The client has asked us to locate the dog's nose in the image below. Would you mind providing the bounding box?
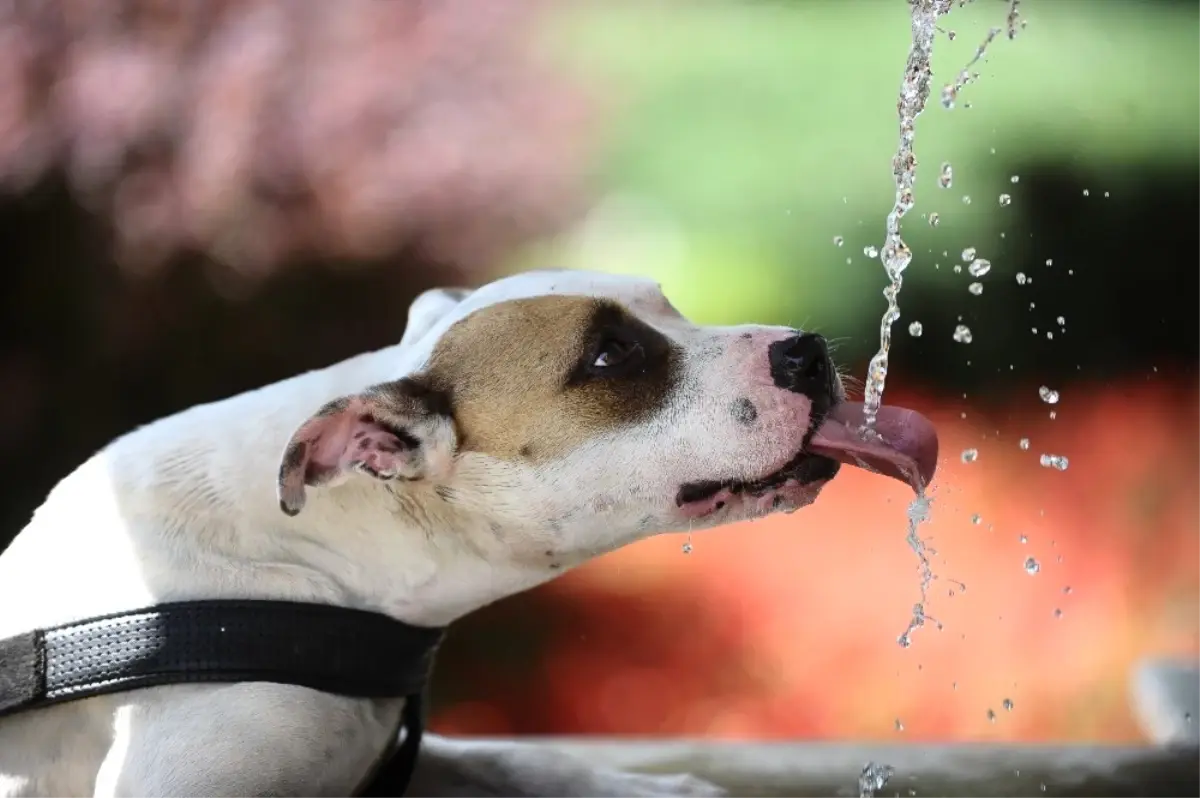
[768,333,832,402]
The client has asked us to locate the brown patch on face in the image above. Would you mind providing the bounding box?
[424,296,680,462]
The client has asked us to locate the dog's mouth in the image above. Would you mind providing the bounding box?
[674,401,939,518]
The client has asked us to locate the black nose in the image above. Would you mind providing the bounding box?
[768,333,833,406]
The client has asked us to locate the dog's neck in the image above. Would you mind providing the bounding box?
[4,346,565,632]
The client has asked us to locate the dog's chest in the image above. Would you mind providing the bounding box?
[0,684,407,796]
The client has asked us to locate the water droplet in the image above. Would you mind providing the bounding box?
[1019,534,1028,544]
[1003,698,1014,711]
[908,321,924,337]
[971,513,982,524]
[1039,453,1069,471]
[834,236,845,247]
[947,29,957,40]
[961,448,979,463]
[883,243,914,275]
[967,259,991,277]
[1038,386,1060,404]
[998,193,1012,207]
[962,195,972,205]
[961,247,977,261]
[1024,556,1040,575]
[928,212,940,227]
[864,245,879,258]
[953,324,973,344]
[1053,608,1063,618]
[681,541,693,554]
[1056,315,1066,325]
[1063,585,1072,594]
[1019,437,1031,450]
[1045,258,1054,266]
[987,708,997,722]
[968,282,984,295]
[858,762,894,798]
[939,162,953,188]
[1082,188,1090,197]
[1014,272,1027,285]
[1010,175,1020,183]
[894,718,904,732]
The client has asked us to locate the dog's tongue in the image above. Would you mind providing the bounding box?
[808,403,939,491]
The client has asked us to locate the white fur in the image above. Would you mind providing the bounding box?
[0,270,838,797]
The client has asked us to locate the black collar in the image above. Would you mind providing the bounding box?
[0,600,446,796]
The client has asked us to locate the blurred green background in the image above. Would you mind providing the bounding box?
[520,0,1198,381]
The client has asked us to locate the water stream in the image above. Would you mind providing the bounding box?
[854,4,1023,794]
[856,0,1023,657]
[856,5,1023,791]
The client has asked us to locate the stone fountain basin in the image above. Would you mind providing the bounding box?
[500,739,1198,797]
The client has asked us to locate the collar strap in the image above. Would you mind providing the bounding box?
[0,600,446,795]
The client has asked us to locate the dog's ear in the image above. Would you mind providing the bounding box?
[276,378,456,516]
[400,287,473,349]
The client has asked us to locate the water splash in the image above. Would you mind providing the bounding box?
[861,0,1021,653]
[858,762,895,798]
[1039,453,1069,471]
[896,492,940,648]
[1038,385,1060,404]
[940,0,1023,109]
[859,0,952,435]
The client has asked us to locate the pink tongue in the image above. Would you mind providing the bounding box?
[808,403,939,491]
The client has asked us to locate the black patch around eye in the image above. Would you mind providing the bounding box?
[566,302,669,386]
[559,299,681,427]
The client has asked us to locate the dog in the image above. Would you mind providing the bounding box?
[0,269,938,797]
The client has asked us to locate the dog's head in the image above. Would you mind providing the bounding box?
[276,270,938,561]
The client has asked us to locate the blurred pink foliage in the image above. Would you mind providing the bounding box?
[0,0,595,273]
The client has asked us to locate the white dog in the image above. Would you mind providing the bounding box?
[0,269,937,797]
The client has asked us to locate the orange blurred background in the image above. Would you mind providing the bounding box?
[433,377,1198,743]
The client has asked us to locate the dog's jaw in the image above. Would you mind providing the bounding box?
[675,477,833,523]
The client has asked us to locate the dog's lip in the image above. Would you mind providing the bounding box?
[674,450,840,508]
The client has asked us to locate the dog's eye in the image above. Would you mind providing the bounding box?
[591,338,643,372]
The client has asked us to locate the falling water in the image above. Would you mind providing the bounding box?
[856,0,1023,651]
[858,0,951,435]
[862,0,1024,423]
[857,0,954,650]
